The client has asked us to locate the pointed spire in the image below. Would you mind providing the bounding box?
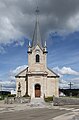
[32,7,42,48]
[29,41,31,47]
[44,41,47,52]
[43,41,48,53]
[44,41,46,47]
[28,41,32,53]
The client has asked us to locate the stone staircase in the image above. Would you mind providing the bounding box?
[30,98,46,107]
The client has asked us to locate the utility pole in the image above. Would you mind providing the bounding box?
[68,82,73,97]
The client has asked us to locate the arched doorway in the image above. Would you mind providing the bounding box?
[35,84,41,97]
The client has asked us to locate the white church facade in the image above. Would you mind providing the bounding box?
[15,8,59,99]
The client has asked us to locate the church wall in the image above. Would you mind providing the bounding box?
[28,45,47,72]
[16,78,26,97]
[55,78,59,97]
[16,76,59,98]
[46,78,59,97]
[28,75,47,98]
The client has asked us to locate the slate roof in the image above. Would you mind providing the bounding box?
[32,7,43,48]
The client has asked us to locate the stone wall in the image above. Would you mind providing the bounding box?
[16,78,26,97]
[4,97,30,104]
[53,97,79,106]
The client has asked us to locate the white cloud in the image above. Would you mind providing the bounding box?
[0,0,79,46]
[67,13,79,31]
[0,17,23,45]
[72,77,79,81]
[0,46,6,54]
[59,79,69,89]
[11,65,27,75]
[66,77,79,85]
[59,79,67,84]
[0,65,28,91]
[14,40,24,47]
[53,66,79,88]
[10,65,28,80]
[53,66,79,76]
[0,80,15,91]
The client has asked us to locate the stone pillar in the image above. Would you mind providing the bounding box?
[17,90,21,98]
[32,84,35,98]
[41,85,43,98]
[30,83,35,99]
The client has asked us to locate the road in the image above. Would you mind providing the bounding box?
[0,108,70,120]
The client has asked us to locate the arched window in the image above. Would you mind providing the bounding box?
[36,54,40,63]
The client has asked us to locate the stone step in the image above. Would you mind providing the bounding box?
[30,98,45,107]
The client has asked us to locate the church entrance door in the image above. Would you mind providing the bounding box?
[35,84,41,97]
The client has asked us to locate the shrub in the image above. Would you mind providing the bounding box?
[0,96,3,100]
[23,94,30,98]
[0,95,8,100]
[8,94,16,97]
[44,96,53,102]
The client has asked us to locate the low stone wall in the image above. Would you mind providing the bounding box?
[4,97,30,104]
[53,97,79,106]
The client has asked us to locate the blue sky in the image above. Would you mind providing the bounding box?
[0,0,79,91]
[47,32,79,70]
[0,32,79,90]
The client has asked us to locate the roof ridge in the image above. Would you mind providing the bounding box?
[15,67,28,77]
[47,67,59,77]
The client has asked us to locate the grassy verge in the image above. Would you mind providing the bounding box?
[0,95,8,100]
[44,96,53,102]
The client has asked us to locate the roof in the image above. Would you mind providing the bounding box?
[32,7,43,48]
[15,69,48,78]
[47,67,59,78]
[15,67,59,78]
[15,67,28,78]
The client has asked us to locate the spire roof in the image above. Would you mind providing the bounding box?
[32,7,42,48]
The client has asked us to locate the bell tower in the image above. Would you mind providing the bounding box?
[27,7,48,72]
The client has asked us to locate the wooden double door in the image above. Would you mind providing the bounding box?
[35,84,41,97]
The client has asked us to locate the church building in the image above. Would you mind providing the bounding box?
[15,8,59,99]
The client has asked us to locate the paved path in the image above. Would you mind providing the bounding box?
[52,105,79,120]
[0,108,70,120]
[0,101,79,120]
